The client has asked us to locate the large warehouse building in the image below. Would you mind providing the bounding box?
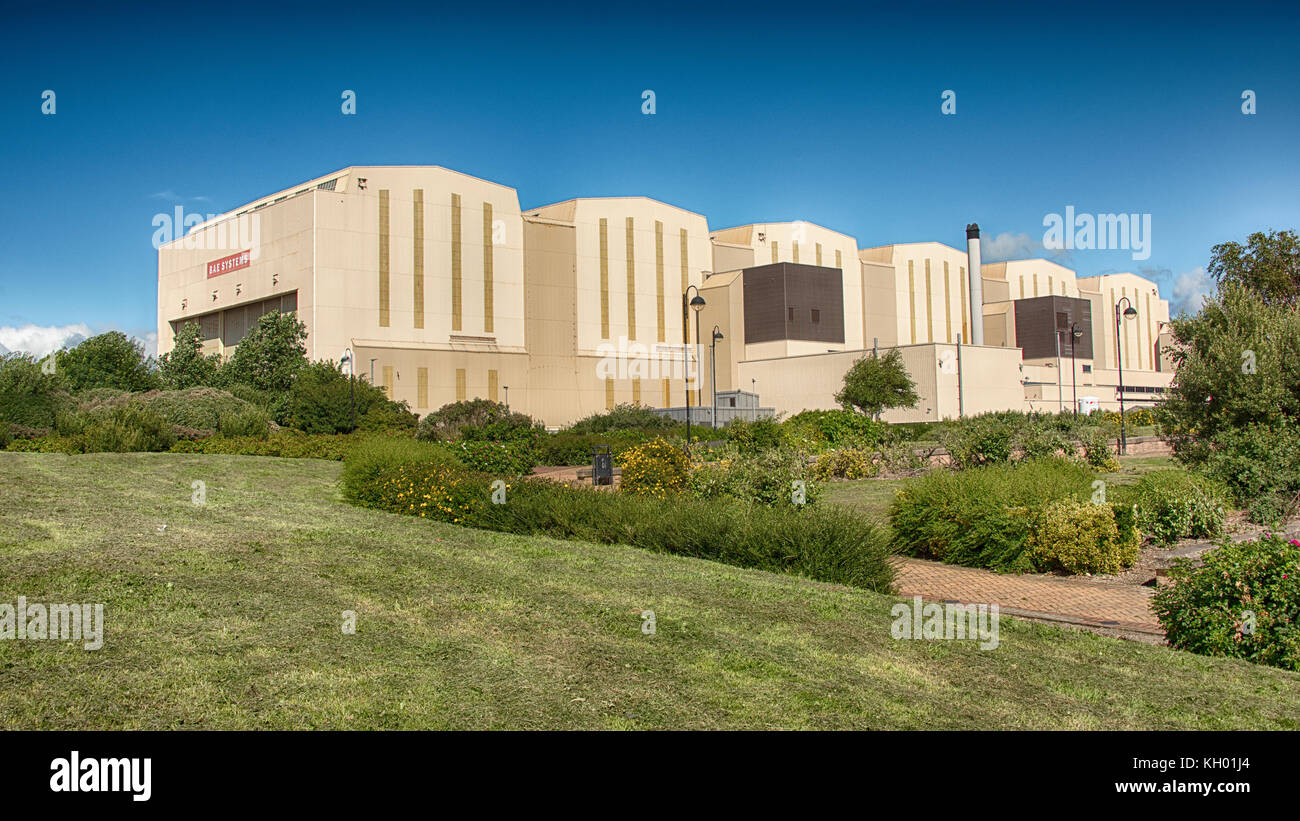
[157,165,1173,426]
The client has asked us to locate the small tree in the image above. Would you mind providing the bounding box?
[223,311,308,394]
[54,331,157,392]
[835,349,919,420]
[158,321,220,389]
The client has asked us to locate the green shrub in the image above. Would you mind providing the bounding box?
[340,436,466,507]
[566,403,679,434]
[1197,422,1300,524]
[619,438,690,498]
[417,399,537,442]
[1076,425,1119,471]
[0,422,10,449]
[1153,533,1300,671]
[890,458,1098,573]
[1016,420,1073,462]
[81,404,176,453]
[0,353,70,428]
[688,448,817,507]
[134,387,261,432]
[1026,499,1140,574]
[534,430,664,466]
[281,361,411,435]
[216,407,271,438]
[454,439,536,476]
[940,415,1015,469]
[171,431,360,461]
[1112,470,1229,546]
[782,409,885,453]
[811,447,879,480]
[343,452,895,594]
[723,416,784,455]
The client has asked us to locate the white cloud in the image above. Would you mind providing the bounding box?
[0,323,92,359]
[1171,267,1214,316]
[982,231,1045,262]
[0,324,157,360]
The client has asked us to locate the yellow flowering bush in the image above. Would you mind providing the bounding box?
[619,438,690,498]
[811,447,879,480]
[1026,498,1140,574]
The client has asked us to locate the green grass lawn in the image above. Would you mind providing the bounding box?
[2,452,1296,730]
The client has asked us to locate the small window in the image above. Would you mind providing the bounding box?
[787,306,795,322]
[729,398,736,407]
[811,309,820,323]
[1082,364,1092,373]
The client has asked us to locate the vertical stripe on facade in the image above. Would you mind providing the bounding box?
[417,367,428,409]
[451,193,462,332]
[792,241,799,264]
[1145,291,1154,370]
[655,220,665,343]
[625,217,636,341]
[662,378,671,408]
[1122,286,1131,370]
[412,189,424,329]
[378,190,390,327]
[771,241,778,263]
[605,379,615,409]
[835,249,842,269]
[679,228,689,296]
[489,369,499,403]
[599,218,610,339]
[924,259,934,342]
[382,365,394,398]
[483,202,494,334]
[632,378,641,405]
[908,260,917,344]
[815,242,823,266]
[455,368,466,401]
[960,266,969,343]
[943,261,953,342]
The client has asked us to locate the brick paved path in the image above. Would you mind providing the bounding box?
[894,557,1162,639]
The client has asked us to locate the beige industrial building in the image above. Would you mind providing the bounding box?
[157,165,1173,427]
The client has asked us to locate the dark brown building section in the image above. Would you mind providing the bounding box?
[1014,295,1092,359]
[742,263,844,345]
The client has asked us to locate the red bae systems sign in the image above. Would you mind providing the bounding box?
[207,250,251,278]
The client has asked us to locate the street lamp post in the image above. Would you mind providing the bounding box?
[710,326,724,429]
[1068,323,1083,416]
[751,378,756,421]
[682,286,705,446]
[1115,297,1138,454]
[341,348,356,431]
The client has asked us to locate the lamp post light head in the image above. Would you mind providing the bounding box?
[1072,327,1083,339]
[1123,306,1138,319]
[712,328,724,341]
[690,294,706,312]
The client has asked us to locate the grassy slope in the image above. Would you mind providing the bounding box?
[1,452,1296,730]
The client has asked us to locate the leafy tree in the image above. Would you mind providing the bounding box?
[835,349,919,420]
[54,331,157,392]
[223,311,308,394]
[157,321,220,389]
[1157,283,1300,520]
[1208,229,1300,307]
[282,360,413,434]
[0,352,68,427]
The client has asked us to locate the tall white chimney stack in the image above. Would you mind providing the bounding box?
[965,223,984,345]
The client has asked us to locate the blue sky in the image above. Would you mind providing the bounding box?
[2,0,1298,356]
